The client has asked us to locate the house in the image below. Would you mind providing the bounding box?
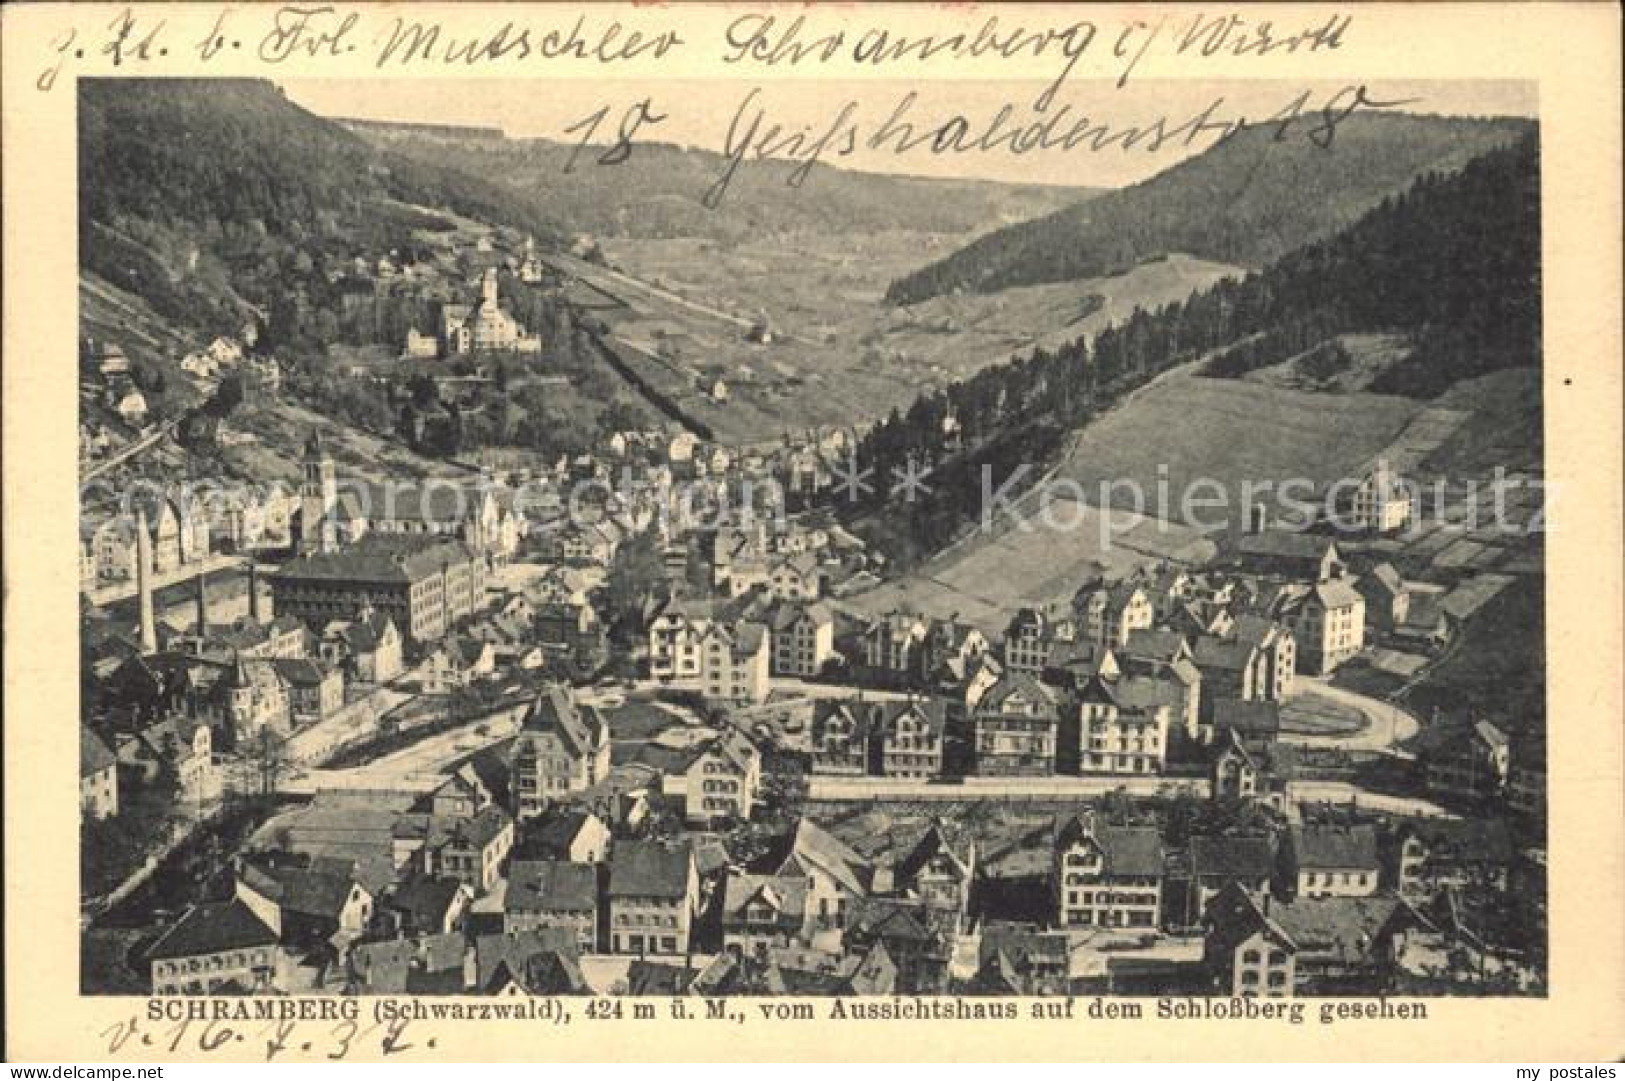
[700,621,770,704]
[972,673,1060,776]
[842,898,957,993]
[136,716,218,809]
[234,856,375,947]
[771,818,873,935]
[1192,635,1267,712]
[861,611,929,680]
[1351,460,1412,533]
[1234,530,1343,582]
[345,933,467,995]
[680,728,761,824]
[1422,720,1510,801]
[80,726,119,819]
[1204,883,1433,996]
[1272,579,1366,675]
[875,823,976,924]
[868,698,947,779]
[808,700,870,776]
[420,807,514,895]
[1053,812,1164,930]
[1387,818,1515,899]
[273,657,344,724]
[320,609,403,684]
[722,873,814,956]
[1074,675,1173,776]
[1001,608,1053,677]
[509,685,612,818]
[520,807,611,864]
[114,387,150,424]
[1210,728,1261,800]
[647,599,714,681]
[1211,699,1281,756]
[607,842,700,956]
[1287,824,1381,899]
[472,929,587,995]
[504,860,599,952]
[146,898,281,995]
[1176,835,1277,927]
[1200,883,1297,998]
[1225,615,1297,701]
[381,875,472,937]
[1356,563,1411,632]
[923,618,990,683]
[767,551,822,601]
[533,600,607,669]
[430,765,494,819]
[767,601,835,678]
[970,923,1070,996]
[1078,584,1156,649]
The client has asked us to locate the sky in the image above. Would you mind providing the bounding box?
[282,78,1536,190]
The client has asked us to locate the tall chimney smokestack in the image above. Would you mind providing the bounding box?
[136,509,157,654]
[247,561,261,623]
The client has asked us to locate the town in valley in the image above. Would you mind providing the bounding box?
[79,78,1547,1002]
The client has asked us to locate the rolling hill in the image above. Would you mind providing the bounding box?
[338,119,1095,242]
[79,79,564,337]
[884,113,1533,304]
[835,133,1541,565]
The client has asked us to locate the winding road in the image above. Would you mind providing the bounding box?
[1281,677,1421,754]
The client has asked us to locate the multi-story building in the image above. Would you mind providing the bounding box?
[1226,615,1297,701]
[509,684,612,818]
[1001,608,1052,678]
[1079,584,1156,649]
[768,602,835,678]
[269,534,486,647]
[504,860,599,952]
[1286,825,1381,899]
[680,729,761,824]
[1053,812,1164,930]
[146,899,281,996]
[869,699,947,779]
[1272,579,1365,674]
[273,657,344,724]
[972,673,1059,776]
[607,842,700,956]
[1074,675,1172,775]
[861,611,929,680]
[700,621,770,704]
[809,700,870,776]
[1350,460,1413,533]
[1423,720,1510,801]
[722,873,814,956]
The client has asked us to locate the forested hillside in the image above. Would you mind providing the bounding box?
[343,121,1093,241]
[79,79,561,335]
[840,135,1541,556]
[884,113,1532,305]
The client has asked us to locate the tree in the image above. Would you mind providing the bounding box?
[246,727,290,798]
[604,529,665,636]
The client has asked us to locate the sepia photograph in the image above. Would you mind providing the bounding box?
[75,72,1549,1003]
[4,0,1621,1067]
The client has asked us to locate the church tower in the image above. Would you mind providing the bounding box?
[481,268,500,306]
[299,431,337,553]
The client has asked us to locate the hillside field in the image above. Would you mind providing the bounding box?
[596,235,1239,444]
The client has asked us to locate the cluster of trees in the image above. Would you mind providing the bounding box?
[885,113,1533,304]
[836,135,1541,558]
